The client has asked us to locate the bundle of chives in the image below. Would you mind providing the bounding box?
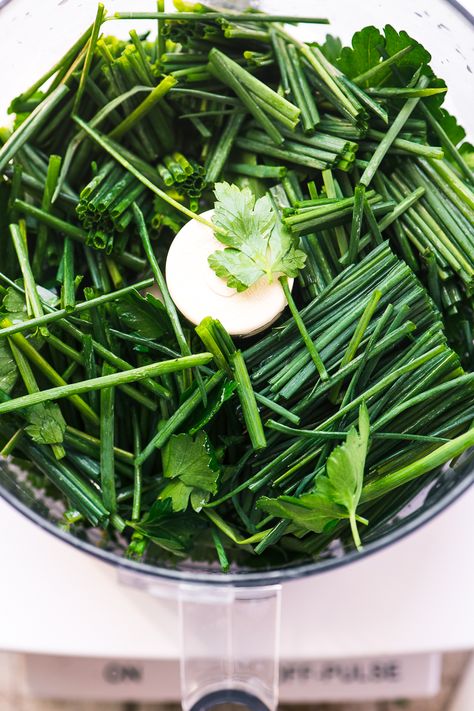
[271,30,320,133]
[76,162,149,253]
[157,152,206,211]
[207,247,472,529]
[208,47,300,144]
[282,190,384,236]
[240,126,358,171]
[100,40,175,159]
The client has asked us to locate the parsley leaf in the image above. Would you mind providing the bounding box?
[0,339,18,394]
[257,403,370,550]
[316,402,370,548]
[115,290,170,339]
[318,34,343,65]
[24,401,66,447]
[337,26,385,82]
[257,492,345,535]
[209,182,306,291]
[129,499,204,556]
[160,430,220,512]
[189,379,237,435]
[2,283,58,323]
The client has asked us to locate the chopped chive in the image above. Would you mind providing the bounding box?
[137,371,224,464]
[280,276,328,381]
[109,75,177,139]
[0,277,153,339]
[348,184,366,264]
[330,289,382,403]
[0,86,69,173]
[361,426,474,502]
[231,350,267,450]
[360,76,430,187]
[1,318,99,427]
[100,361,116,513]
[61,238,76,312]
[113,12,329,23]
[9,224,48,336]
[73,3,105,114]
[73,117,217,230]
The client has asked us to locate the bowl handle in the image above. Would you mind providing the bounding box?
[179,583,281,711]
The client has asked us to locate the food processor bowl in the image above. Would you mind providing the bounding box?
[0,1,473,709]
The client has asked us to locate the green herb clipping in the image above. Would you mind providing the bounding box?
[209,182,327,380]
[258,402,370,550]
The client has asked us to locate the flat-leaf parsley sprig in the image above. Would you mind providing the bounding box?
[258,402,370,550]
[209,182,328,380]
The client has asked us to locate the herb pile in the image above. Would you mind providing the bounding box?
[0,2,473,570]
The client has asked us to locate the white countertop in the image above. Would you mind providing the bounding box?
[0,486,473,660]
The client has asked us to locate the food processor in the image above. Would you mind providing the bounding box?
[0,0,473,709]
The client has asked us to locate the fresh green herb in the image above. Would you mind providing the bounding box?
[209,182,327,379]
[160,430,220,512]
[1,4,473,572]
[258,403,370,550]
[209,182,306,290]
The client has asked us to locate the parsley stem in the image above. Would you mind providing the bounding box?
[350,514,363,551]
[131,410,142,522]
[0,427,24,457]
[1,319,99,427]
[8,339,65,460]
[0,354,212,417]
[0,278,153,339]
[204,509,270,546]
[280,276,328,382]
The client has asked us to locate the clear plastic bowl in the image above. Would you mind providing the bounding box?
[0,0,472,586]
[0,1,473,708]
